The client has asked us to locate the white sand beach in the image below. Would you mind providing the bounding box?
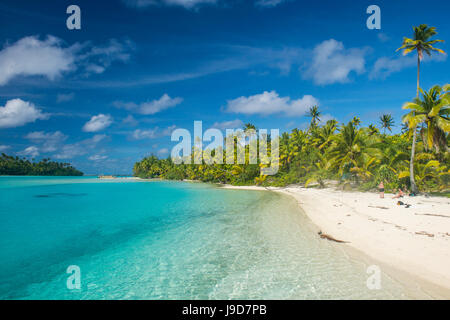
[222,185,450,298]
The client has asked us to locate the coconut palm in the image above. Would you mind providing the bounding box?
[313,120,337,150]
[368,124,379,136]
[279,132,292,169]
[328,121,379,176]
[305,153,332,188]
[308,105,321,130]
[402,84,450,153]
[398,160,449,191]
[397,24,446,193]
[379,114,395,134]
[350,154,380,182]
[243,123,256,132]
[254,174,267,185]
[352,116,361,127]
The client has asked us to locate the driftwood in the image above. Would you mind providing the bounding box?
[368,205,389,210]
[415,231,434,237]
[318,231,349,243]
[414,213,450,218]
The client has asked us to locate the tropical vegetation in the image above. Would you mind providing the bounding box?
[134,84,449,193]
[0,154,83,176]
[134,24,449,194]
[397,24,446,192]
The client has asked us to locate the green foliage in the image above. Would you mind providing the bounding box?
[133,110,449,193]
[0,153,83,176]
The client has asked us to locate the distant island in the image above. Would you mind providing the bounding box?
[0,153,83,176]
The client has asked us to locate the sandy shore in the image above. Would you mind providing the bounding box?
[221,184,450,298]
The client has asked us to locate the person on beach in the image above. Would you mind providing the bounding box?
[393,188,404,199]
[378,181,384,198]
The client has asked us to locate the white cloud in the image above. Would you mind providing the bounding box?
[0,36,75,86]
[211,119,244,130]
[132,128,158,140]
[53,144,84,159]
[84,45,308,88]
[140,94,182,115]
[18,146,39,157]
[82,114,113,132]
[54,134,107,159]
[88,154,108,161]
[114,94,183,115]
[225,91,319,116]
[369,56,415,80]
[318,113,336,124]
[132,125,176,140]
[89,134,108,144]
[122,115,139,126]
[122,0,216,9]
[369,53,447,80]
[77,39,133,75]
[56,92,75,103]
[377,33,390,43]
[157,148,169,156]
[255,0,286,8]
[0,36,133,86]
[25,131,68,152]
[0,98,49,128]
[0,145,10,152]
[302,39,367,85]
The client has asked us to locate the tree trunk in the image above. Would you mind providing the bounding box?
[409,55,420,194]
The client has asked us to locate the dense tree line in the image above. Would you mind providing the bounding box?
[134,24,449,194]
[134,83,449,193]
[0,154,83,176]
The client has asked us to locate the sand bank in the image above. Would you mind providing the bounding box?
[221,184,450,298]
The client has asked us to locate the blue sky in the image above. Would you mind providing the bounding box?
[0,0,448,174]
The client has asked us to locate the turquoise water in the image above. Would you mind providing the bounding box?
[0,176,411,299]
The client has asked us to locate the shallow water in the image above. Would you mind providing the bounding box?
[0,176,411,299]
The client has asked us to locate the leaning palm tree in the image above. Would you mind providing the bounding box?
[308,105,321,130]
[379,114,395,134]
[396,24,445,193]
[402,84,450,153]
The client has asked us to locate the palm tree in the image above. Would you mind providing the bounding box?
[279,132,292,169]
[352,116,361,127]
[397,24,445,193]
[398,159,448,191]
[402,84,450,153]
[400,122,411,135]
[312,120,337,150]
[305,153,331,188]
[328,121,379,176]
[254,174,267,185]
[379,114,395,134]
[243,123,256,132]
[308,105,321,130]
[368,124,379,136]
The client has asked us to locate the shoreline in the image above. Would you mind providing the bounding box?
[220,184,450,299]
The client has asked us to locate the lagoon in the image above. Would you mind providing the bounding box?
[0,176,410,299]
